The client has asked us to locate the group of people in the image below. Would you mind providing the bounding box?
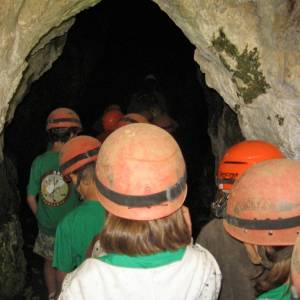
[26,103,300,300]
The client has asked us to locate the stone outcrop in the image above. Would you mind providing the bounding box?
[154,0,300,159]
[1,0,300,159]
[0,158,26,298]
[0,0,100,157]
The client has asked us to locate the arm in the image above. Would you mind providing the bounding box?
[27,158,40,215]
[27,195,38,215]
[53,220,73,298]
[55,270,67,300]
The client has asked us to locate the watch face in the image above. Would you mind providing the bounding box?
[41,170,70,207]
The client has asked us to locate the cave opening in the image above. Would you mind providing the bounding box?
[3,0,233,297]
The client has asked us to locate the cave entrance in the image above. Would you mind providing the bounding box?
[5,0,220,231]
[3,0,241,296]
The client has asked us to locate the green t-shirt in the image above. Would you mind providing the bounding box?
[53,200,106,272]
[27,151,80,235]
[256,284,290,300]
[98,247,186,268]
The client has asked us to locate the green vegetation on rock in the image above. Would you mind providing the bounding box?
[212,28,270,104]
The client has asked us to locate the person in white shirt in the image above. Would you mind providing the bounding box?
[59,123,221,300]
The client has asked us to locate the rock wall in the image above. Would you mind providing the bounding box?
[2,0,300,159]
[154,0,300,159]
[196,69,244,165]
[0,0,101,158]
[0,158,26,298]
[1,0,300,295]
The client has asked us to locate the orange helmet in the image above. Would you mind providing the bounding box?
[60,135,101,176]
[116,113,149,128]
[95,123,187,220]
[46,107,82,130]
[217,140,284,191]
[102,106,123,132]
[224,159,300,246]
[291,234,300,297]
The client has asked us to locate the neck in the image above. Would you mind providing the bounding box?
[51,141,64,152]
[80,183,98,200]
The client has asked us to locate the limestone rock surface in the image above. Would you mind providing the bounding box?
[1,0,300,160]
[0,0,101,154]
[154,0,300,158]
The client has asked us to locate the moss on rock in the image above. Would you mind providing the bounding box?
[212,28,270,104]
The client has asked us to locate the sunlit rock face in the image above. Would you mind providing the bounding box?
[154,0,300,159]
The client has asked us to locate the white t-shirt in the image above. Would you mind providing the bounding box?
[59,244,221,300]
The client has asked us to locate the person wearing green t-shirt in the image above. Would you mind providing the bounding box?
[27,108,82,300]
[52,135,106,298]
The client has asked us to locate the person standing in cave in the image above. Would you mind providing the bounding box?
[196,140,285,300]
[26,108,82,300]
[223,159,300,299]
[58,123,221,300]
[92,104,124,143]
[52,135,106,298]
[127,74,179,136]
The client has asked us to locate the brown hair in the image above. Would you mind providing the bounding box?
[99,207,191,256]
[73,161,96,187]
[255,246,293,295]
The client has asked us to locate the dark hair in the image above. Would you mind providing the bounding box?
[47,127,80,143]
[255,246,293,295]
[99,207,191,256]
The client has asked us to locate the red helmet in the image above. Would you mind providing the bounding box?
[116,113,149,128]
[46,108,82,130]
[102,106,123,132]
[224,159,300,246]
[60,135,101,176]
[217,140,284,191]
[95,123,187,221]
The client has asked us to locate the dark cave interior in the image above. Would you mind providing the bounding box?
[4,0,220,296]
[5,0,217,231]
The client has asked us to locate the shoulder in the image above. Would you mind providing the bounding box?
[201,218,223,232]
[37,150,56,159]
[179,244,222,281]
[58,202,102,229]
[185,244,220,270]
[196,218,223,243]
[182,245,222,296]
[61,258,103,288]
[78,201,106,219]
[31,151,57,165]
[69,201,103,218]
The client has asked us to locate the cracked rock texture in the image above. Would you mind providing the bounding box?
[154,0,300,159]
